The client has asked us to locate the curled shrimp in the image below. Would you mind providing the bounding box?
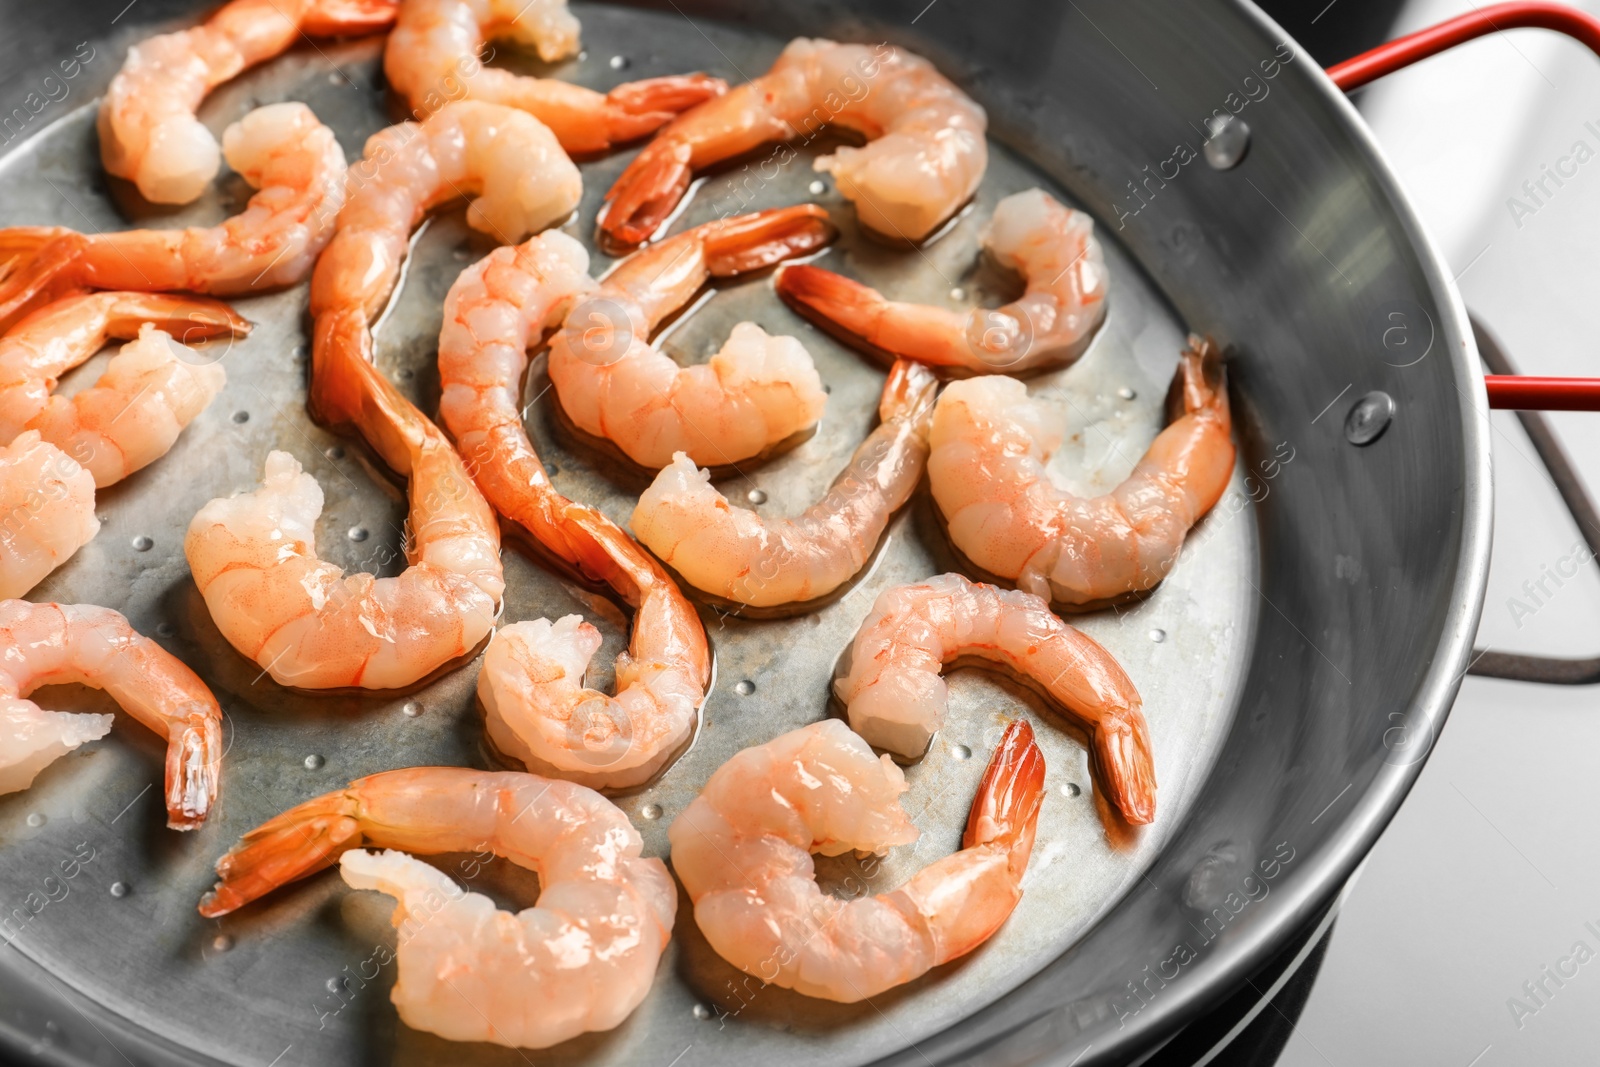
[930,337,1234,608]
[669,717,1043,1002]
[834,572,1155,824]
[0,292,248,463]
[184,437,503,690]
[631,359,937,609]
[309,100,582,331]
[0,295,241,596]
[99,0,396,205]
[0,600,223,829]
[599,39,986,249]
[547,205,834,470]
[197,767,677,1048]
[779,188,1107,375]
[0,103,346,331]
[436,231,710,789]
[386,0,726,155]
[0,433,97,599]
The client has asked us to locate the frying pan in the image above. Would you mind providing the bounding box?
[1,0,1589,1064]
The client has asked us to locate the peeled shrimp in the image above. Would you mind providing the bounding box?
[669,717,1043,1002]
[385,0,726,155]
[0,103,346,331]
[547,205,834,469]
[631,359,937,607]
[309,100,581,331]
[0,291,247,459]
[834,572,1155,824]
[436,231,709,789]
[21,324,228,488]
[99,0,394,205]
[929,337,1233,608]
[185,444,502,691]
[0,433,98,599]
[203,101,577,690]
[197,767,676,1048]
[599,38,986,248]
[0,600,222,829]
[779,189,1107,375]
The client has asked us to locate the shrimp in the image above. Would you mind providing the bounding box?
[547,205,834,470]
[0,600,223,829]
[0,103,346,331]
[0,291,248,454]
[669,717,1043,1002]
[185,442,503,690]
[0,433,98,600]
[196,767,677,1048]
[385,0,727,155]
[309,100,582,331]
[598,38,986,249]
[99,0,396,205]
[206,101,566,691]
[778,188,1108,375]
[23,324,228,489]
[929,337,1234,608]
[435,231,709,789]
[630,359,937,608]
[833,573,1155,824]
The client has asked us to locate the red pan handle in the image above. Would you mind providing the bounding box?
[1326,1,1600,411]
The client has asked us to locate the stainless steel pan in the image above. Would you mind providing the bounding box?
[0,0,1528,1063]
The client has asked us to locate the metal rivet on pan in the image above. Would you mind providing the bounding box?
[1344,390,1395,446]
[747,488,767,505]
[808,180,826,195]
[231,411,249,424]
[1061,782,1082,797]
[734,680,755,696]
[303,754,325,770]
[951,744,972,760]
[546,463,559,477]
[212,935,234,953]
[949,287,966,301]
[1203,115,1250,170]
[692,1004,712,1020]
[1117,386,1137,400]
[132,536,153,551]
[641,803,663,820]
[325,446,344,461]
[609,55,629,70]
[156,622,175,637]
[25,812,44,828]
[1149,628,1167,643]
[347,527,368,542]
[402,701,423,718]
[109,882,129,898]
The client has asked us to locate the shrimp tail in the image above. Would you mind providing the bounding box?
[102,292,253,345]
[165,712,222,831]
[1166,334,1228,423]
[880,359,938,427]
[964,720,1045,874]
[606,73,728,119]
[0,228,87,333]
[701,205,837,277]
[198,789,364,917]
[301,0,398,36]
[597,139,694,249]
[1093,709,1157,825]
[776,264,888,353]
